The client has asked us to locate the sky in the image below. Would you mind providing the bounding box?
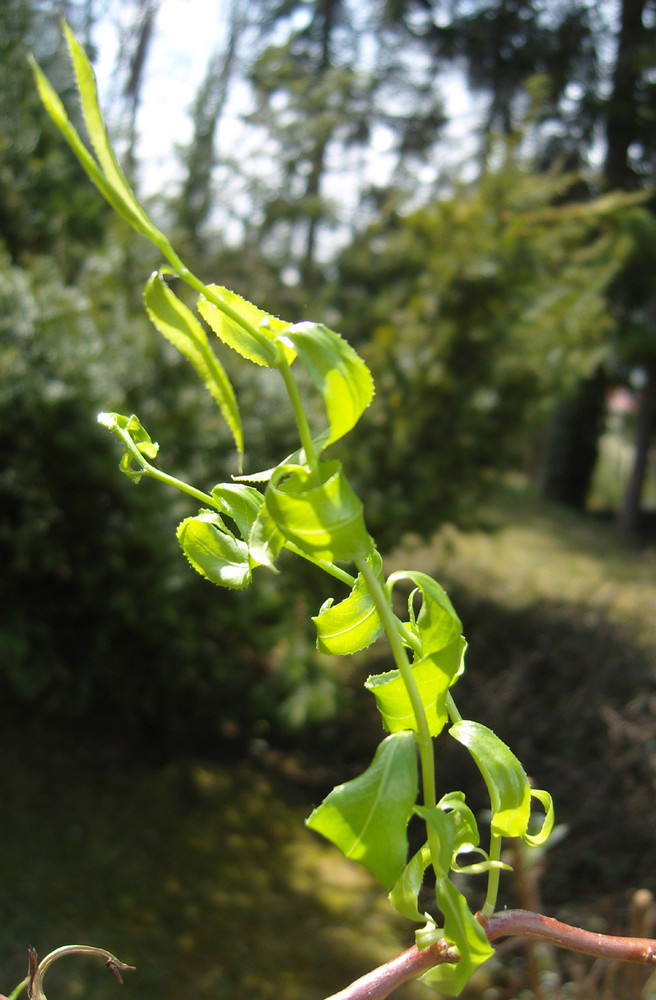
[92,0,480,202]
[94,0,235,193]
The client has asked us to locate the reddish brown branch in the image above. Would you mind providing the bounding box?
[322,938,459,1000]
[482,909,656,965]
[322,909,656,1000]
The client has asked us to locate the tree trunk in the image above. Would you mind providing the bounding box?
[604,0,646,190]
[617,364,656,534]
[542,367,608,510]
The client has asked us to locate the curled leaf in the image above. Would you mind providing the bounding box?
[387,571,462,658]
[525,788,555,847]
[389,844,432,922]
[211,483,264,542]
[437,791,480,854]
[266,460,372,563]
[247,502,285,571]
[450,721,531,838]
[312,550,384,654]
[421,879,494,995]
[365,653,453,737]
[97,412,158,482]
[414,806,456,877]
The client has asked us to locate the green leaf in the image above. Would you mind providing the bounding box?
[277,322,374,446]
[414,806,456,876]
[389,844,432,922]
[525,788,555,847]
[450,721,531,838]
[437,791,480,855]
[266,460,372,563]
[211,483,264,542]
[197,285,292,367]
[364,651,454,736]
[306,732,418,889]
[247,502,285,571]
[450,848,511,876]
[437,794,509,875]
[144,273,243,463]
[421,879,494,995]
[97,411,159,482]
[450,722,554,846]
[387,571,462,657]
[312,550,384,654]
[31,28,174,255]
[177,512,251,589]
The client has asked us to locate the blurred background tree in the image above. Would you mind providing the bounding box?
[332,159,636,546]
[379,0,656,530]
[2,0,656,749]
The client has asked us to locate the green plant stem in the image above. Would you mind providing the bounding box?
[446,692,462,723]
[397,621,422,655]
[355,556,436,810]
[481,833,503,916]
[275,348,320,474]
[286,546,356,587]
[111,426,216,508]
[142,465,217,507]
[6,977,28,1000]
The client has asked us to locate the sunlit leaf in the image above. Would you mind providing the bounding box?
[437,791,480,854]
[211,483,264,542]
[266,460,372,563]
[97,411,159,482]
[232,431,332,484]
[312,550,384,654]
[306,732,418,889]
[177,512,251,589]
[31,27,175,256]
[144,273,242,462]
[437,794,509,874]
[247,502,285,571]
[525,788,555,847]
[421,879,494,995]
[276,322,374,446]
[449,721,531,838]
[450,848,511,876]
[197,285,292,367]
[364,651,454,736]
[389,844,431,922]
[387,571,462,657]
[414,806,456,876]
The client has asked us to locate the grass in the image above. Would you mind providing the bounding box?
[2,482,655,1000]
[395,477,656,648]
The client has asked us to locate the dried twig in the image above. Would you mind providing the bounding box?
[27,946,135,1000]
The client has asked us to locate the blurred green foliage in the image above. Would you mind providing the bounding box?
[334,157,640,547]
[0,0,108,274]
[0,243,290,743]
